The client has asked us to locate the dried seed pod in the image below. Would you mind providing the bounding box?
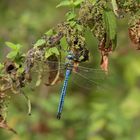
[4,60,16,74]
[79,0,106,40]
[128,13,140,50]
[79,0,106,27]
[116,0,140,14]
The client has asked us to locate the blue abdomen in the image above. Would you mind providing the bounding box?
[57,69,71,119]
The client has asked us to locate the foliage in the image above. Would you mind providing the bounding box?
[0,0,140,140]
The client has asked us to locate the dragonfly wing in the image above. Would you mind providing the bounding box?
[31,60,112,89]
[31,56,66,86]
[46,55,65,86]
[70,68,111,91]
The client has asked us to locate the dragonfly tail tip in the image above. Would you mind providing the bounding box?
[56,113,61,120]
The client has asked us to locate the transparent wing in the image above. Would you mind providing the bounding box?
[71,70,106,90]
[31,60,113,90]
[69,68,113,92]
[44,60,106,74]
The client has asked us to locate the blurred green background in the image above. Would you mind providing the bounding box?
[0,0,140,140]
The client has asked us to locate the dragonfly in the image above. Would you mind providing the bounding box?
[34,51,111,119]
[46,51,108,120]
[56,51,76,119]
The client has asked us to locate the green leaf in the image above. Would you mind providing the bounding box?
[66,12,76,21]
[103,9,117,40]
[56,0,71,8]
[7,51,18,59]
[69,21,76,27]
[76,24,83,31]
[60,36,69,51]
[17,67,24,74]
[112,34,117,50]
[6,42,23,60]
[6,42,22,51]
[6,42,17,50]
[45,29,54,36]
[74,0,84,6]
[45,47,60,59]
[16,44,23,52]
[103,9,117,49]
[34,39,46,47]
[45,51,52,59]
[0,63,4,70]
[49,47,60,55]
[111,0,119,17]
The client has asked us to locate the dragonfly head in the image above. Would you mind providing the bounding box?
[66,49,89,72]
[66,51,75,60]
[71,48,89,63]
[67,48,89,62]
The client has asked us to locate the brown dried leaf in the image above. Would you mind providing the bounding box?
[99,35,113,73]
[100,54,109,74]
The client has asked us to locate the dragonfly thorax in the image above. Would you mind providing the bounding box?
[65,61,74,71]
[65,51,80,72]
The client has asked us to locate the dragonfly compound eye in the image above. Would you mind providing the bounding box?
[67,53,75,60]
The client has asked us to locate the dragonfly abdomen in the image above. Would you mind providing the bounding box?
[57,69,71,119]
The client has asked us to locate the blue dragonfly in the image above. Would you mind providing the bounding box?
[56,51,75,119]
[41,52,111,119]
[52,51,108,120]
